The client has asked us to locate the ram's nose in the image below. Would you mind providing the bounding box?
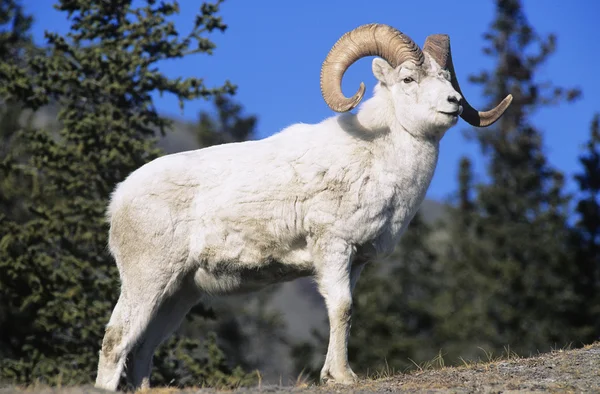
[447,92,462,105]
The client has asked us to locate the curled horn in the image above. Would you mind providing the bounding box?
[321,23,424,113]
[423,34,513,127]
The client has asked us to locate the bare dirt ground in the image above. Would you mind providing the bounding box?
[3,342,599,393]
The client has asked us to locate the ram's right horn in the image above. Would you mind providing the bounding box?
[321,23,424,113]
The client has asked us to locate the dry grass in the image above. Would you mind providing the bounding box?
[3,342,599,393]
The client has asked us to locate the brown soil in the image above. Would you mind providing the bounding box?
[3,342,599,394]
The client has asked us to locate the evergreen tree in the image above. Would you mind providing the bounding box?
[195,94,258,147]
[570,113,600,341]
[0,0,32,59]
[0,0,36,223]
[432,158,503,360]
[0,0,33,371]
[437,0,584,359]
[0,0,255,388]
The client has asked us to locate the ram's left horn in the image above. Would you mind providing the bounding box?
[423,34,512,127]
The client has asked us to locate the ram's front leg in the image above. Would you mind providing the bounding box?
[315,242,359,385]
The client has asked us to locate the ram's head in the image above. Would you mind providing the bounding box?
[320,23,512,132]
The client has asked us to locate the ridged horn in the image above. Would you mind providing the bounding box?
[321,23,424,113]
[423,34,513,127]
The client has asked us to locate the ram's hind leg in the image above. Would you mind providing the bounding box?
[95,292,133,391]
[96,284,165,391]
[126,278,201,390]
[95,265,187,391]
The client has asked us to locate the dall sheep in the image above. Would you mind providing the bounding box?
[94,23,512,391]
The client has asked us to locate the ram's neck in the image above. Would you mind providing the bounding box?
[347,85,440,213]
[383,128,439,178]
[354,85,397,132]
[349,85,440,171]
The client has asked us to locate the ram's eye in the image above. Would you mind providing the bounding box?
[403,77,414,83]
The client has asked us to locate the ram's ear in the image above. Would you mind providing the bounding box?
[372,58,394,85]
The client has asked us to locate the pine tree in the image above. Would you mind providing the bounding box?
[437,0,583,359]
[195,94,258,147]
[432,158,502,360]
[570,113,600,341]
[0,0,32,59]
[0,0,255,387]
[0,0,36,223]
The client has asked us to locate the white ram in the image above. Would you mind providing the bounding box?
[94,23,512,390]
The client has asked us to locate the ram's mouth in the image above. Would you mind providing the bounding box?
[440,108,462,117]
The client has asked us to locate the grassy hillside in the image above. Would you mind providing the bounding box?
[5,342,598,392]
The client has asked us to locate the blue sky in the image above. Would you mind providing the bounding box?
[23,1,600,205]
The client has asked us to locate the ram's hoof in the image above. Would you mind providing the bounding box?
[320,368,358,385]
